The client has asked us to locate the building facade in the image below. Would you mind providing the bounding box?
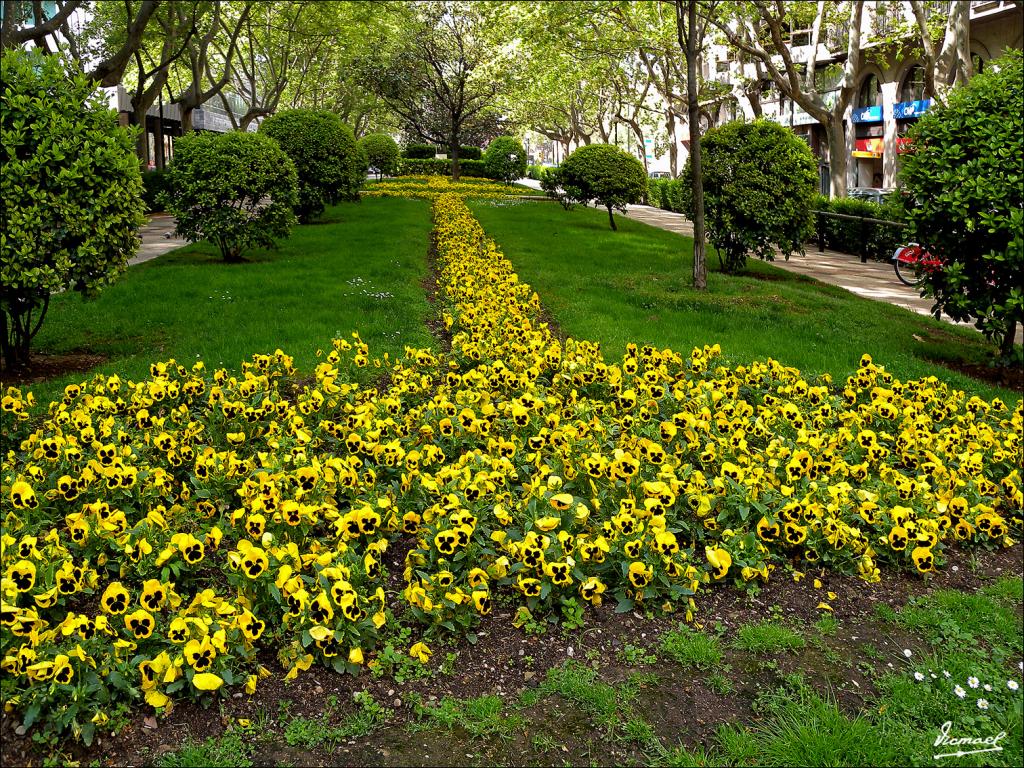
[711,0,1023,194]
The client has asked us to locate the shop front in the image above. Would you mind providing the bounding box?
[851,103,885,188]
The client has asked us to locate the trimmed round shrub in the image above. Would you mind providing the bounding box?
[259,109,364,222]
[162,132,298,262]
[685,119,816,273]
[0,48,145,370]
[549,144,647,230]
[359,133,400,180]
[483,136,528,185]
[899,49,1023,358]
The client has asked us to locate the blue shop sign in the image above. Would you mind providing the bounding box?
[851,105,884,123]
[893,99,932,119]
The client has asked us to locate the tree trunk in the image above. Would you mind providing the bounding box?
[607,204,617,231]
[682,1,707,291]
[827,117,848,198]
[667,112,678,177]
[181,106,194,134]
[450,139,461,181]
[133,109,149,169]
[999,320,1018,360]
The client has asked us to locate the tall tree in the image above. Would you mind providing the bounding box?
[675,0,714,290]
[905,0,972,104]
[358,1,507,179]
[169,0,251,133]
[1,0,164,87]
[711,0,866,197]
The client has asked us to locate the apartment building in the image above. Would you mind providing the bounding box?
[709,0,1023,194]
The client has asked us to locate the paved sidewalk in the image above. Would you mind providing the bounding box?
[130,214,187,266]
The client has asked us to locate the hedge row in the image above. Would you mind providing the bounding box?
[397,157,493,178]
[401,144,482,160]
[811,194,907,262]
[646,177,690,213]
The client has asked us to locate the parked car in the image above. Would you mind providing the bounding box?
[848,187,895,204]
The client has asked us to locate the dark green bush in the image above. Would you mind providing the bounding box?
[899,49,1023,356]
[397,158,492,178]
[547,144,647,230]
[685,119,816,272]
[0,48,145,369]
[259,109,364,222]
[526,164,548,181]
[483,136,528,185]
[141,169,171,213]
[403,143,437,159]
[813,197,905,262]
[359,133,400,180]
[647,178,667,208]
[162,132,298,262]
[459,145,483,160]
[646,178,689,214]
[459,159,491,178]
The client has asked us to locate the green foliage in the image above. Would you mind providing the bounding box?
[359,133,400,180]
[547,143,647,230]
[459,145,483,160]
[162,131,298,262]
[660,625,723,669]
[733,622,806,653]
[259,109,365,222]
[898,49,1024,357]
[812,194,906,261]
[156,733,254,768]
[647,177,689,213]
[410,694,523,739]
[686,119,816,273]
[283,692,389,750]
[0,48,145,369]
[483,136,527,185]
[736,689,906,766]
[403,143,438,159]
[141,169,172,213]
[526,164,547,180]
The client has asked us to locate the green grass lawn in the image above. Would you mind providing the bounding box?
[27,196,434,401]
[469,200,1018,402]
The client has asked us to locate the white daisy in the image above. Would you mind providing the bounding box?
[942,671,952,679]
[977,698,989,710]
[983,684,992,692]
[914,672,925,682]
[903,649,913,658]
[1008,680,1019,691]
[931,673,938,679]
[968,676,980,689]
[954,685,966,699]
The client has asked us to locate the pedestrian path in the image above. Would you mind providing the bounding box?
[129,214,187,266]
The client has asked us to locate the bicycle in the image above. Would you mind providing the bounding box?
[892,243,943,287]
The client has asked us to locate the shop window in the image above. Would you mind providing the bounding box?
[900,65,926,102]
[858,74,882,108]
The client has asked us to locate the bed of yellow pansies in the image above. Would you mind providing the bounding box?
[1,192,1021,743]
[361,175,533,200]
